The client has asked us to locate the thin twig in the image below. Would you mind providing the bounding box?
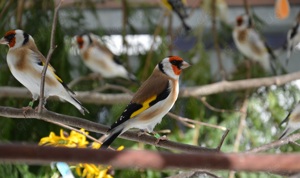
[38,0,62,113]
[167,112,195,128]
[47,120,102,145]
[92,83,133,94]
[16,0,25,28]
[141,10,168,80]
[0,0,12,20]
[246,133,300,153]
[198,96,242,113]
[67,73,102,89]
[217,129,230,151]
[244,0,250,15]
[211,0,226,80]
[229,60,251,178]
[167,8,173,55]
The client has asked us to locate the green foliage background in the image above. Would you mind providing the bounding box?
[0,1,299,177]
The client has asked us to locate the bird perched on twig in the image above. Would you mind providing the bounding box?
[161,0,191,33]
[0,29,88,115]
[285,12,300,64]
[101,56,190,149]
[279,102,300,139]
[73,33,137,82]
[232,14,279,74]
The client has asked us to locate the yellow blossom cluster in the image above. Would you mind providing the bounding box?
[39,129,123,178]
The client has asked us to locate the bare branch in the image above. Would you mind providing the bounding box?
[38,0,62,113]
[211,0,226,80]
[141,10,167,80]
[1,143,300,173]
[2,71,300,105]
[67,73,102,89]
[47,120,102,145]
[217,129,230,151]
[246,133,300,153]
[0,106,216,153]
[180,71,300,97]
[198,97,241,113]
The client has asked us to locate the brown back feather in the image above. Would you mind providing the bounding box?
[132,67,169,104]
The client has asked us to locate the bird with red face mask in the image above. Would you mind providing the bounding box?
[101,56,190,149]
[0,29,88,115]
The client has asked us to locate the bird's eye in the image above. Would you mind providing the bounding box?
[5,34,15,42]
[170,60,181,66]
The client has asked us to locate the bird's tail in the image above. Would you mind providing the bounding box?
[59,82,89,115]
[279,127,289,139]
[101,128,123,149]
[127,73,139,83]
[59,92,89,115]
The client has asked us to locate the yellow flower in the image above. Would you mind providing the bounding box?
[76,144,124,178]
[39,129,124,178]
[39,129,89,148]
[76,163,113,178]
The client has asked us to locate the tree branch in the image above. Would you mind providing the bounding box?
[38,0,62,113]
[0,106,216,153]
[246,133,300,153]
[0,143,300,174]
[211,0,226,80]
[2,71,300,104]
[180,71,300,97]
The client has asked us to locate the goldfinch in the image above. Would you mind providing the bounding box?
[279,103,300,139]
[161,0,191,32]
[101,56,190,149]
[285,12,300,64]
[232,14,277,73]
[0,29,88,115]
[74,33,137,82]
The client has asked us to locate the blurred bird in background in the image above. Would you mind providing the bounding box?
[161,0,191,33]
[275,0,290,20]
[285,12,300,64]
[101,56,190,149]
[201,0,229,25]
[0,29,88,115]
[73,33,137,82]
[232,14,280,74]
[279,102,300,139]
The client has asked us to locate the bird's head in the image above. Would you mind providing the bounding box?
[159,56,190,79]
[235,14,252,29]
[75,33,92,51]
[0,29,30,50]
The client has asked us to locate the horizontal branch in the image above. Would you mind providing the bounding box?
[1,71,300,104]
[0,143,299,174]
[0,106,215,153]
[0,87,132,104]
[180,71,300,97]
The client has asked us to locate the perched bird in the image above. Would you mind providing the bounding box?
[232,14,277,73]
[0,29,88,115]
[285,12,300,64]
[161,0,191,32]
[101,56,190,149]
[74,33,137,82]
[279,103,300,139]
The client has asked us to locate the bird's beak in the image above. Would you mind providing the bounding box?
[181,61,191,69]
[0,37,8,45]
